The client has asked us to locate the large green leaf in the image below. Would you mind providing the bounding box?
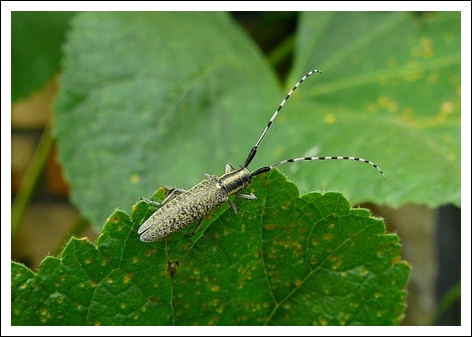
[54,12,279,228]
[288,12,460,208]
[12,170,410,325]
[54,12,460,229]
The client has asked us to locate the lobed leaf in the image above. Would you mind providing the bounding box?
[12,170,410,325]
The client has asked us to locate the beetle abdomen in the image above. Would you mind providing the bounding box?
[138,175,228,241]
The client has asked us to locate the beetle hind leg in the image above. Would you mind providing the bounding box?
[140,187,186,207]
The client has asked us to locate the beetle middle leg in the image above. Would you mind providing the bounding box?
[140,187,186,207]
[185,217,205,237]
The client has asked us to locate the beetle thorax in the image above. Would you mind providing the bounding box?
[219,167,252,196]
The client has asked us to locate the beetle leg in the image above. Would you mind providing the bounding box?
[140,187,186,207]
[186,217,205,237]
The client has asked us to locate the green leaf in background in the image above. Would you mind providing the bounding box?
[11,170,410,325]
[11,11,76,101]
[53,12,460,229]
[289,12,460,208]
[55,12,279,228]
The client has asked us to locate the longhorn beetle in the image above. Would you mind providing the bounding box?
[138,69,384,242]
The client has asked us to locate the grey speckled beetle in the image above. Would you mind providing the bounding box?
[138,70,384,242]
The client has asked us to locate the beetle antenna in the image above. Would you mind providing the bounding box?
[243,69,322,168]
[251,156,385,179]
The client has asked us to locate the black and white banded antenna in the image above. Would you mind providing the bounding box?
[241,69,385,179]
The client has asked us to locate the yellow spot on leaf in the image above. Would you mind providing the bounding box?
[322,233,333,240]
[350,301,359,308]
[144,249,153,257]
[329,255,342,269]
[391,256,401,266]
[378,96,398,112]
[123,274,133,284]
[324,114,336,124]
[210,298,220,307]
[130,173,140,184]
[209,284,220,292]
[441,101,454,114]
